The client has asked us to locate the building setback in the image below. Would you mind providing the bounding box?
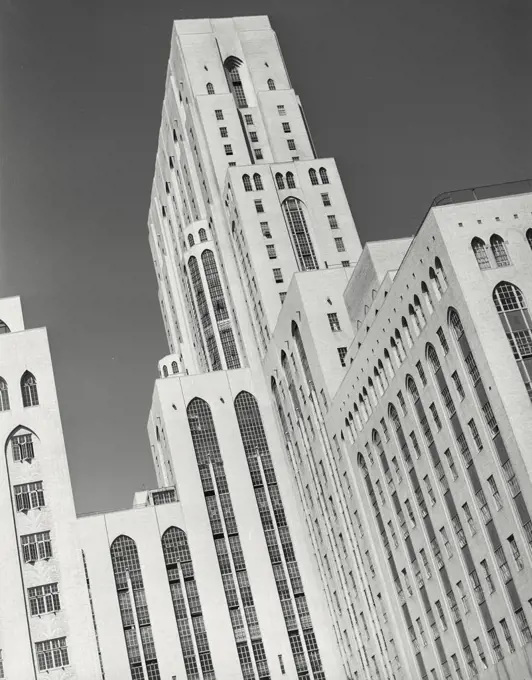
[1,12,532,680]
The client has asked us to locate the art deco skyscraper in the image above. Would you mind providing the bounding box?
[146,14,361,680]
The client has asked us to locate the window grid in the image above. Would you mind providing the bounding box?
[36,637,69,671]
[28,583,60,616]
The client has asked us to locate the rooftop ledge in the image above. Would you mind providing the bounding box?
[431,177,532,208]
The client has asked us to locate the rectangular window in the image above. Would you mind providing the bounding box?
[12,434,34,462]
[21,531,52,563]
[495,546,512,583]
[328,215,338,229]
[279,292,287,303]
[443,448,458,480]
[469,569,484,604]
[398,391,407,414]
[500,618,515,653]
[281,122,291,133]
[437,327,449,354]
[277,105,286,116]
[254,200,264,214]
[451,371,465,400]
[244,114,253,125]
[465,352,481,385]
[468,419,483,451]
[36,637,69,671]
[228,162,236,166]
[475,488,492,523]
[273,268,283,283]
[219,127,228,138]
[334,237,346,252]
[456,432,472,467]
[342,260,350,267]
[481,401,499,437]
[508,534,524,570]
[328,313,341,332]
[287,140,296,151]
[462,502,476,535]
[292,156,299,161]
[14,481,45,511]
[409,431,421,459]
[255,149,263,160]
[337,347,348,367]
[215,109,224,120]
[321,193,331,206]
[420,415,434,446]
[250,131,258,143]
[266,244,277,259]
[28,583,60,615]
[516,608,532,643]
[260,222,271,238]
[487,476,503,509]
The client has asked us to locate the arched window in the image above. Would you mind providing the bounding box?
[110,535,161,679]
[368,379,378,405]
[378,359,389,388]
[253,173,263,191]
[359,395,368,422]
[527,229,532,251]
[201,250,240,369]
[347,412,356,442]
[0,378,9,411]
[426,344,441,373]
[493,282,532,398]
[421,282,433,313]
[408,306,420,336]
[319,167,329,184]
[267,78,276,90]
[282,198,319,271]
[276,173,285,190]
[357,452,368,477]
[188,234,194,247]
[224,57,247,108]
[309,168,318,186]
[402,317,414,346]
[490,234,511,268]
[390,338,400,366]
[206,82,215,94]
[171,361,179,374]
[163,365,168,377]
[21,372,38,408]
[472,237,490,270]
[188,256,222,371]
[395,330,406,360]
[374,367,384,395]
[286,172,296,189]
[435,257,448,290]
[271,376,289,433]
[372,429,384,458]
[353,404,363,430]
[242,174,253,192]
[429,267,443,299]
[383,349,395,378]
[281,350,301,412]
[0,320,10,334]
[448,308,464,340]
[162,527,214,679]
[362,388,372,415]
[292,321,313,387]
[414,295,426,327]
[199,228,207,242]
[406,375,420,404]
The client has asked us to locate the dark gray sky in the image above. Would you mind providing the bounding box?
[1,0,531,515]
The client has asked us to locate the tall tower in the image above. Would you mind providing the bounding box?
[147,15,360,680]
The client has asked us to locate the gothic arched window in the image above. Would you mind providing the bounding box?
[435,257,448,290]
[402,316,414,345]
[0,378,9,411]
[242,174,252,192]
[253,173,263,191]
[224,57,247,108]
[21,372,39,408]
[199,228,207,242]
[267,78,276,90]
[421,282,433,313]
[188,234,194,247]
[309,168,318,186]
[490,235,510,268]
[276,173,285,190]
[493,282,532,398]
[206,82,215,94]
[472,237,490,270]
[286,172,296,189]
[282,198,318,271]
[429,267,443,299]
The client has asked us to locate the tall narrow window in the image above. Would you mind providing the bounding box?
[21,371,39,407]
[286,172,296,189]
[276,173,285,190]
[527,229,532,251]
[224,57,247,108]
[267,78,276,90]
[493,281,532,398]
[472,237,490,269]
[421,282,433,313]
[490,234,511,267]
[319,167,329,184]
[282,198,318,271]
[309,168,318,186]
[253,173,263,191]
[0,378,9,411]
[206,82,215,94]
[242,174,253,192]
[188,256,221,371]
[162,527,215,679]
[199,228,207,243]
[429,267,443,299]
[111,536,161,680]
